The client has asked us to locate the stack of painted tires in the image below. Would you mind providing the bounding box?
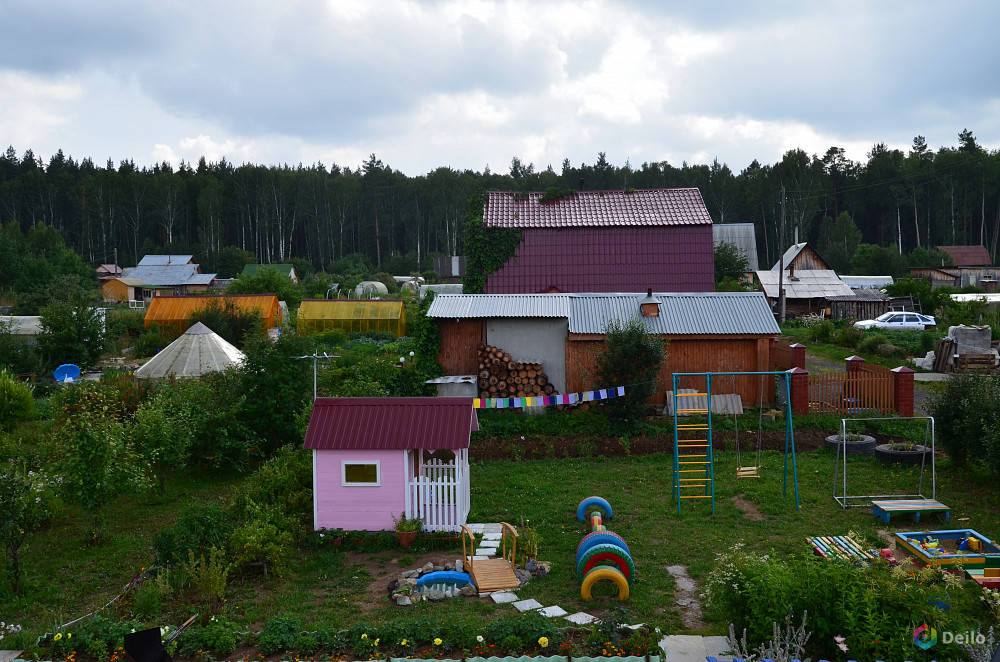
[575,496,634,600]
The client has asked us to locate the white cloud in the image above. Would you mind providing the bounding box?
[0,72,82,150]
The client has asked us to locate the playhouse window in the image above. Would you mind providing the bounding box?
[342,462,380,486]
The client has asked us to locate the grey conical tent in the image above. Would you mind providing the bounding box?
[134,322,245,379]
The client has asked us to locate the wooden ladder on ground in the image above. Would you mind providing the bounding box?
[461,522,521,592]
[672,381,716,515]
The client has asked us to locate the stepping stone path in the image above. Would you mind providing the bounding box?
[465,524,734,662]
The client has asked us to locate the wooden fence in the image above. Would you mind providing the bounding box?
[405,453,470,532]
[807,373,895,414]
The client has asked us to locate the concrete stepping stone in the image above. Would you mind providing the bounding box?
[0,652,23,662]
[661,635,715,662]
[703,636,734,661]
[490,591,518,604]
[482,532,503,540]
[472,555,489,561]
[564,612,597,625]
[538,605,567,617]
[475,547,497,556]
[513,598,543,612]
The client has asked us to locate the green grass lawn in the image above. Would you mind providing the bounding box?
[7,444,999,648]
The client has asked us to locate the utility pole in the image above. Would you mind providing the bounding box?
[778,186,787,324]
[293,352,337,400]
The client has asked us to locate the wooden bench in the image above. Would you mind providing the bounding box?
[872,499,950,524]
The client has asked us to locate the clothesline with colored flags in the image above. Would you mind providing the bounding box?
[473,386,626,409]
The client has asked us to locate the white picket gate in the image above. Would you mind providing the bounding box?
[405,450,470,532]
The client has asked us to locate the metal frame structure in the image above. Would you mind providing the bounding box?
[832,416,936,508]
[672,371,800,514]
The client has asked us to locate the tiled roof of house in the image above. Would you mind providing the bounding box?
[483,189,713,228]
[302,397,478,451]
[938,245,992,267]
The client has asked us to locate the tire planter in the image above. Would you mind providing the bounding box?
[874,443,933,465]
[576,531,631,563]
[824,434,877,455]
[576,543,636,583]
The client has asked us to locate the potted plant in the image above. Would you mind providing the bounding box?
[393,513,422,548]
[874,439,933,465]
[824,432,877,455]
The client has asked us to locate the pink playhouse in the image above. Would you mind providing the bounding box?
[303,397,477,532]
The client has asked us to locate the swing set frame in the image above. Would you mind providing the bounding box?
[672,371,800,513]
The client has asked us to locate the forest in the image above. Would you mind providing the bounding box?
[0,129,997,283]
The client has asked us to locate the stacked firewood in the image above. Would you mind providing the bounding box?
[476,343,558,399]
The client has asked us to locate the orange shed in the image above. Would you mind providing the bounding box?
[144,294,283,332]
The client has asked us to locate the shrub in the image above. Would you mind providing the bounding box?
[833,324,863,348]
[929,371,1000,475]
[593,318,666,430]
[257,615,301,655]
[0,370,34,428]
[154,502,234,566]
[808,320,834,343]
[177,615,243,656]
[703,545,988,661]
[129,581,161,621]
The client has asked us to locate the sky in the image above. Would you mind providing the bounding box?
[1,1,999,177]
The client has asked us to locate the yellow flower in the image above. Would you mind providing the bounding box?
[538,637,549,648]
[433,638,442,646]
[361,634,368,640]
[53,633,63,642]
[401,639,408,646]
[67,633,72,639]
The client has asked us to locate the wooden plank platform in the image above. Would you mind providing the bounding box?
[468,558,520,592]
[872,499,950,524]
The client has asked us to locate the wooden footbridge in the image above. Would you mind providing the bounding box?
[461,522,520,592]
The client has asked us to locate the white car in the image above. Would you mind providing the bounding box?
[854,312,937,331]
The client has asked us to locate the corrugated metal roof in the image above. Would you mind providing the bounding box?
[427,294,571,318]
[770,243,807,270]
[298,299,405,321]
[122,264,216,286]
[302,397,478,450]
[712,223,759,271]
[427,292,777,335]
[756,270,855,299]
[484,188,713,228]
[840,275,894,289]
[938,245,991,267]
[568,292,780,335]
[138,254,196,266]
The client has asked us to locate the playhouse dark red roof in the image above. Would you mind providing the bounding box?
[302,397,478,451]
[483,189,713,228]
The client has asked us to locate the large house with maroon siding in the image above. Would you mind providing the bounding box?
[482,188,715,293]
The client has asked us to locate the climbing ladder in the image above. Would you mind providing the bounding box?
[672,373,716,514]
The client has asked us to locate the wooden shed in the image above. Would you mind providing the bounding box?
[297,299,407,337]
[302,397,477,532]
[144,294,283,332]
[427,292,780,407]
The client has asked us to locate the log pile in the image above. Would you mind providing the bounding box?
[476,343,558,399]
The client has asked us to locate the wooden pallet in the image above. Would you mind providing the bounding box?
[957,354,997,370]
[872,499,950,524]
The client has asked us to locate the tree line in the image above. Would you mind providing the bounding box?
[0,129,997,280]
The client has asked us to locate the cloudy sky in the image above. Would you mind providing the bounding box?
[1,1,998,176]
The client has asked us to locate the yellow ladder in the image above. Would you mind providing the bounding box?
[673,383,716,514]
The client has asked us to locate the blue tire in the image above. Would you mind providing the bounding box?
[576,496,613,521]
[576,531,630,564]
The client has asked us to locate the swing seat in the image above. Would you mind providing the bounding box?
[736,466,760,479]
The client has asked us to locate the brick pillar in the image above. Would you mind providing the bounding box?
[845,355,865,373]
[789,343,806,369]
[788,367,809,416]
[892,366,915,417]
